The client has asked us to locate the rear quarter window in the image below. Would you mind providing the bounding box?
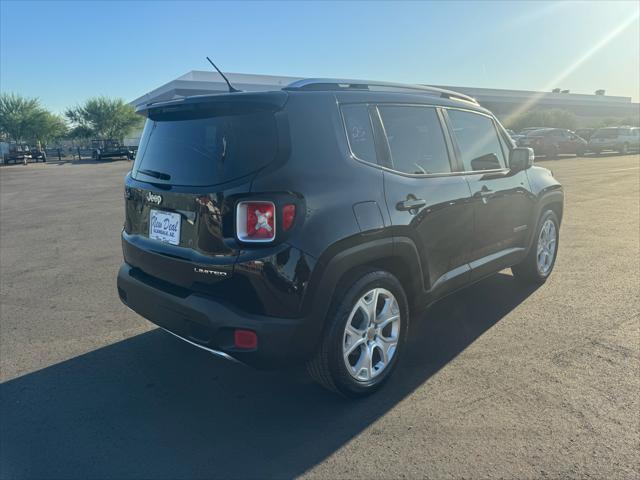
[341,104,377,164]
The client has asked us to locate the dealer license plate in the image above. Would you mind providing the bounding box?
[149,209,181,246]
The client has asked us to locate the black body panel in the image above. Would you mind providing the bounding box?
[383,173,474,296]
[117,263,315,368]
[465,169,534,280]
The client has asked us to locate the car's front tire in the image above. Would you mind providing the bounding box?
[546,145,559,159]
[307,270,409,397]
[512,210,560,284]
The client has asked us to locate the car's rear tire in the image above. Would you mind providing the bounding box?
[546,146,559,159]
[307,270,409,397]
[512,210,559,284]
[620,143,629,155]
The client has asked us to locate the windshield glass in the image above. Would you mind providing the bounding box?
[132,104,279,187]
[592,128,619,138]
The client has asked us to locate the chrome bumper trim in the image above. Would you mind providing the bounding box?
[161,328,242,364]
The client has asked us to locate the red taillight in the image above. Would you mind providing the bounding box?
[282,204,296,231]
[237,201,275,242]
[234,329,258,349]
[246,203,275,238]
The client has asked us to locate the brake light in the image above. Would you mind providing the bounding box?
[247,203,275,238]
[234,329,258,349]
[283,204,296,231]
[236,201,276,242]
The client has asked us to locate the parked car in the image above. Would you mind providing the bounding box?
[518,127,546,135]
[116,78,564,397]
[512,127,546,146]
[575,128,595,141]
[2,143,32,164]
[505,129,524,146]
[588,127,640,155]
[517,128,587,158]
[510,133,526,145]
[92,139,135,160]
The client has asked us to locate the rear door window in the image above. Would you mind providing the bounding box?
[133,104,279,187]
[447,110,506,171]
[377,105,451,174]
[593,128,618,138]
[341,104,377,164]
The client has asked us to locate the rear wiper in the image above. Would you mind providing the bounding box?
[138,169,171,181]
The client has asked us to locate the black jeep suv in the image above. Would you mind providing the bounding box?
[117,78,563,397]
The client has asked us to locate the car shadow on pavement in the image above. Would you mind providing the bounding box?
[0,272,539,479]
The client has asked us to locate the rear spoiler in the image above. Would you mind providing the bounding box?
[135,91,289,116]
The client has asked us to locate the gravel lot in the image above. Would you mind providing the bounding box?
[1,155,639,479]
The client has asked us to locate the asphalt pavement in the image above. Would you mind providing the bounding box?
[0,154,638,479]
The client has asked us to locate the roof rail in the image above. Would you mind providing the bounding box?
[284,78,478,104]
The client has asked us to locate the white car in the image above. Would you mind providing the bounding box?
[588,127,640,155]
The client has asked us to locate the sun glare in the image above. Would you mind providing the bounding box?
[503,7,640,125]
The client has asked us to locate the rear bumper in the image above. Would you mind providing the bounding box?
[117,263,318,368]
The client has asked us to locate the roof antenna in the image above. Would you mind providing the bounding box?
[206,57,241,93]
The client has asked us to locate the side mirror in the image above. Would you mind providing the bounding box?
[510,147,534,172]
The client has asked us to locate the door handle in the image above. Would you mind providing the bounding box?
[474,185,493,198]
[397,198,427,211]
[474,185,494,204]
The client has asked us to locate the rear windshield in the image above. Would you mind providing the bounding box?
[132,103,278,186]
[592,128,619,138]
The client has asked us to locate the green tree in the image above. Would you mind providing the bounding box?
[67,125,94,141]
[588,116,640,128]
[505,109,578,131]
[65,97,142,141]
[30,111,68,145]
[0,93,68,146]
[0,93,42,142]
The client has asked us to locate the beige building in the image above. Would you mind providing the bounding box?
[131,71,639,128]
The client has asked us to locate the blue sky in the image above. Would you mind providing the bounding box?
[1,1,638,113]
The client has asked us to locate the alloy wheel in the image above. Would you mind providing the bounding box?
[536,218,557,275]
[342,288,401,382]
